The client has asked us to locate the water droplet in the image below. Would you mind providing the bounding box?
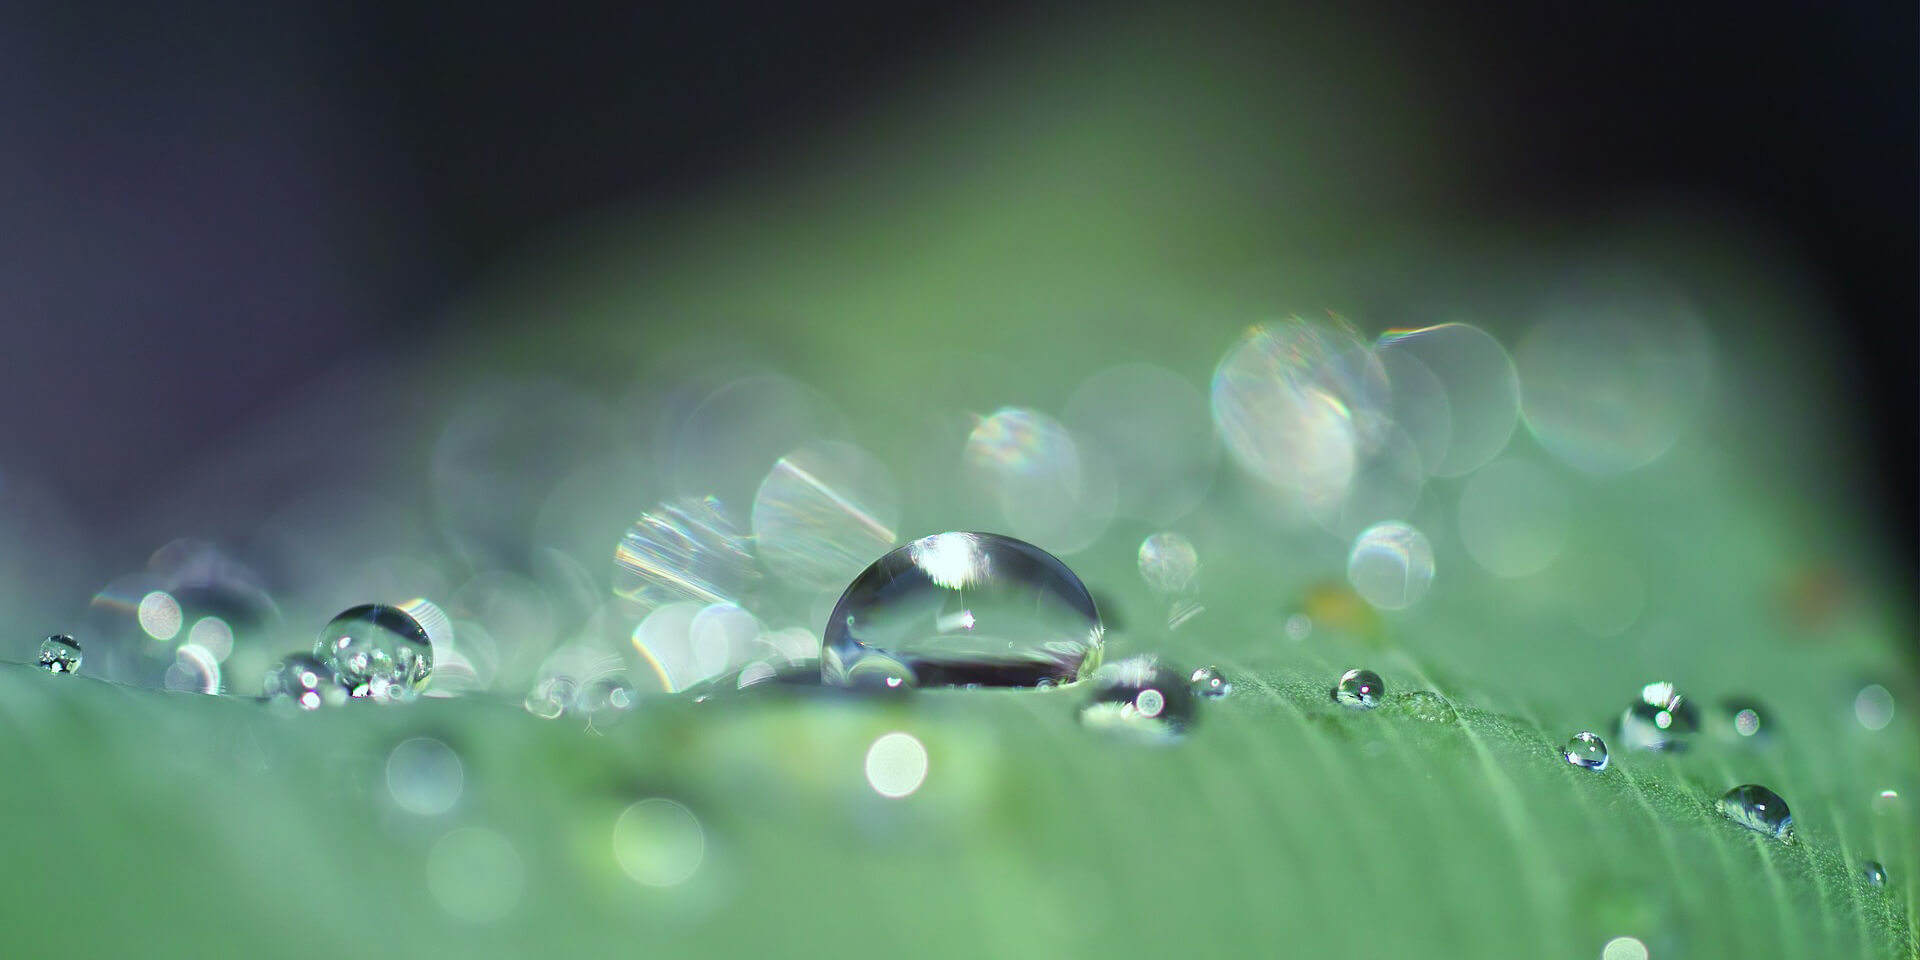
[525,675,580,719]
[1395,690,1457,723]
[864,731,930,798]
[1563,731,1610,771]
[1616,681,1699,751]
[262,653,340,710]
[1332,668,1384,709]
[37,634,81,674]
[1600,936,1649,960]
[1861,860,1886,886]
[1715,697,1770,742]
[822,532,1104,688]
[1283,613,1313,641]
[1854,683,1895,731]
[1720,784,1793,840]
[315,604,433,699]
[614,496,761,615]
[1138,532,1199,596]
[1346,521,1435,610]
[1189,665,1231,699]
[580,676,638,719]
[1078,655,1195,740]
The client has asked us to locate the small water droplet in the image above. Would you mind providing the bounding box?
[1189,665,1231,699]
[1616,681,1699,750]
[37,635,82,674]
[263,652,341,710]
[525,675,580,719]
[315,604,434,699]
[1331,668,1384,709]
[1563,731,1610,771]
[822,532,1104,688]
[1860,860,1886,886]
[1720,784,1793,840]
[1283,613,1313,641]
[1394,690,1457,723]
[1854,683,1895,731]
[1079,655,1195,740]
[1717,697,1768,741]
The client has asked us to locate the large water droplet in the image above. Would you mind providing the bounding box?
[1616,681,1699,751]
[1563,731,1610,771]
[38,635,81,674]
[1189,665,1231,699]
[316,604,433,700]
[263,653,340,710]
[1861,860,1886,886]
[1720,784,1793,840]
[822,532,1104,688]
[1332,668,1384,709]
[1078,655,1195,740]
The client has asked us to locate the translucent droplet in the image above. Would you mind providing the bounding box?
[263,652,339,710]
[1283,613,1313,641]
[1137,532,1199,596]
[822,532,1104,688]
[524,675,580,719]
[1332,668,1384,709]
[1600,936,1649,960]
[1395,690,1457,723]
[1078,655,1195,740]
[37,635,81,674]
[1720,784,1793,840]
[387,737,464,816]
[1375,323,1519,477]
[1861,860,1886,886]
[613,497,760,615]
[1563,731,1610,771]
[1616,681,1700,751]
[315,604,433,700]
[1855,683,1895,731]
[1189,665,1231,699]
[580,676,638,719]
[1346,521,1435,611]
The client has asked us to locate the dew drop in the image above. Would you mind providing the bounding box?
[1078,655,1195,741]
[1332,668,1384,709]
[1861,860,1886,886]
[822,532,1103,688]
[1189,665,1231,699]
[37,634,81,675]
[1394,690,1457,723]
[262,652,341,710]
[1720,784,1793,840]
[315,603,433,700]
[1616,681,1699,751]
[1563,731,1610,771]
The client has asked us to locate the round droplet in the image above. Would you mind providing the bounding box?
[751,441,901,592]
[37,635,82,675]
[1078,655,1196,740]
[822,532,1104,688]
[1457,457,1570,578]
[1375,323,1520,477]
[1855,683,1895,731]
[1283,613,1313,641]
[1138,532,1200,596]
[263,653,341,710]
[1563,731,1610,771]
[1861,860,1886,886]
[1332,668,1384,709]
[315,604,433,699]
[1720,783,1793,840]
[1616,681,1700,751]
[1346,521,1435,611]
[1189,665,1231,699]
[524,675,580,719]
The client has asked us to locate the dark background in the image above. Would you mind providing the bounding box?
[2,1,1913,577]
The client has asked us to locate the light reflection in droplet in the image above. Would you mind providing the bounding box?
[426,827,524,922]
[865,732,930,799]
[1376,323,1519,477]
[752,441,900,591]
[1855,684,1895,731]
[139,590,183,641]
[613,798,705,888]
[1457,457,1571,578]
[1346,521,1435,611]
[387,737,464,816]
[1063,363,1220,524]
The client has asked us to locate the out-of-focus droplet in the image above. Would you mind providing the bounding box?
[525,675,580,719]
[1517,271,1713,475]
[751,441,900,592]
[1563,731,1610,771]
[1720,784,1793,840]
[1189,665,1231,699]
[1137,532,1199,596]
[1079,655,1195,741]
[1873,789,1900,816]
[865,732,930,798]
[1855,684,1895,731]
[614,497,760,615]
[581,676,638,720]
[1063,363,1221,524]
[1375,323,1519,477]
[263,653,340,710]
[1715,697,1770,743]
[38,635,82,674]
[1617,681,1700,751]
[1457,457,1570,578]
[613,798,706,888]
[1284,613,1313,641]
[1211,318,1386,508]
[426,827,524,922]
[387,738,464,816]
[1600,936,1649,960]
[315,603,434,700]
[822,532,1104,688]
[1860,860,1886,886]
[163,644,222,694]
[964,407,1116,555]
[1332,668,1384,709]
[1346,521,1435,611]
